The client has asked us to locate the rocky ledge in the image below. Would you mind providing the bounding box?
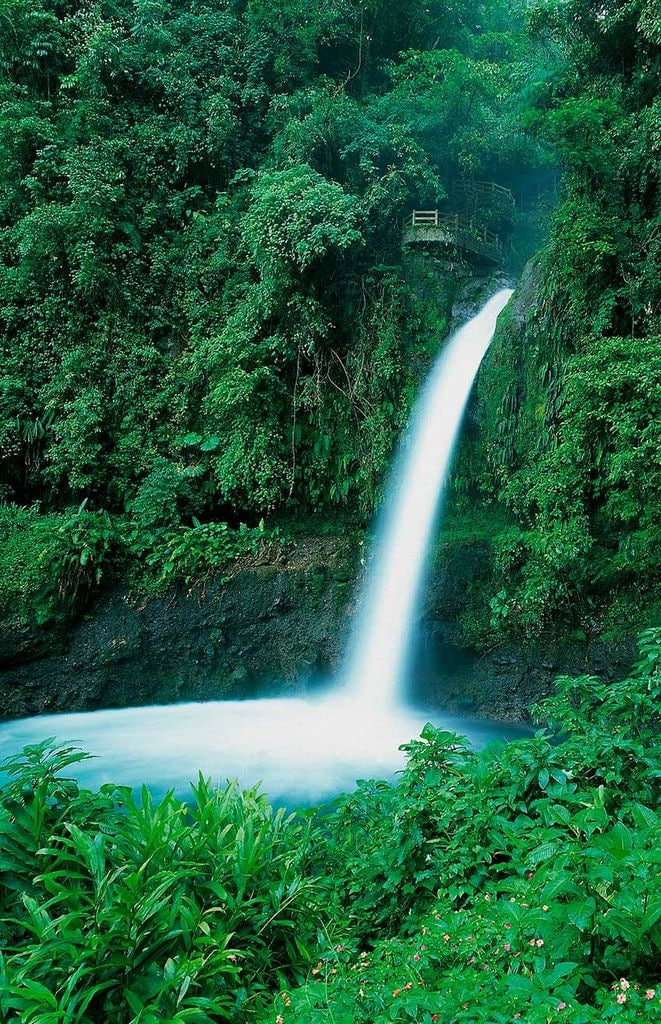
[0,534,635,724]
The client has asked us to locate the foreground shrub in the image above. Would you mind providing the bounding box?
[0,751,324,1022]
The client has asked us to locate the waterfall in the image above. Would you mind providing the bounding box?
[0,289,518,804]
[345,288,513,707]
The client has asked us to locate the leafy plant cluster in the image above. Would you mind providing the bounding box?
[0,501,279,633]
[0,502,114,627]
[0,760,323,1023]
[1,630,659,1023]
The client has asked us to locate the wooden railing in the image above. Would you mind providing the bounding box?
[405,210,503,264]
[451,179,515,206]
[410,210,442,226]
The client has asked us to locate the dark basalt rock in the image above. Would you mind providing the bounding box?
[0,538,360,721]
[0,532,636,725]
[413,628,636,723]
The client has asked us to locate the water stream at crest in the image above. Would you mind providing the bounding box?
[0,289,517,804]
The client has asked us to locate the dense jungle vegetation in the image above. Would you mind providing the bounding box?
[0,629,659,1022]
[0,5,660,1019]
[469,0,661,644]
[2,0,657,647]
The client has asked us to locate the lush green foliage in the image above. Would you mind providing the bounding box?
[1,631,659,1022]
[0,501,278,634]
[0,0,537,514]
[0,0,658,644]
[468,0,661,642]
[0,0,549,622]
[0,755,323,1022]
[0,502,114,626]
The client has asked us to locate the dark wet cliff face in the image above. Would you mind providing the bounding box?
[0,538,359,720]
[0,531,634,724]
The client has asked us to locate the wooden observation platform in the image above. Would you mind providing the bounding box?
[403,210,504,266]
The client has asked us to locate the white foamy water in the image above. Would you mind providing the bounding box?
[0,291,516,803]
[0,697,527,805]
[345,289,513,706]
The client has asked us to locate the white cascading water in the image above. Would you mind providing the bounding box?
[0,290,518,804]
[345,288,513,707]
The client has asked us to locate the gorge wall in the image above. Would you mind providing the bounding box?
[0,527,635,723]
[0,262,640,724]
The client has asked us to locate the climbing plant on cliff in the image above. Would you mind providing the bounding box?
[470,0,661,643]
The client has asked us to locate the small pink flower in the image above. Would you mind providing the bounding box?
[536,939,544,948]
[646,990,656,1000]
[505,922,511,929]
[617,993,627,1005]
[620,979,630,991]
[443,934,450,942]
[276,1017,284,1024]
[557,1003,566,1011]
[504,943,511,952]
[413,954,420,962]
[335,945,343,953]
